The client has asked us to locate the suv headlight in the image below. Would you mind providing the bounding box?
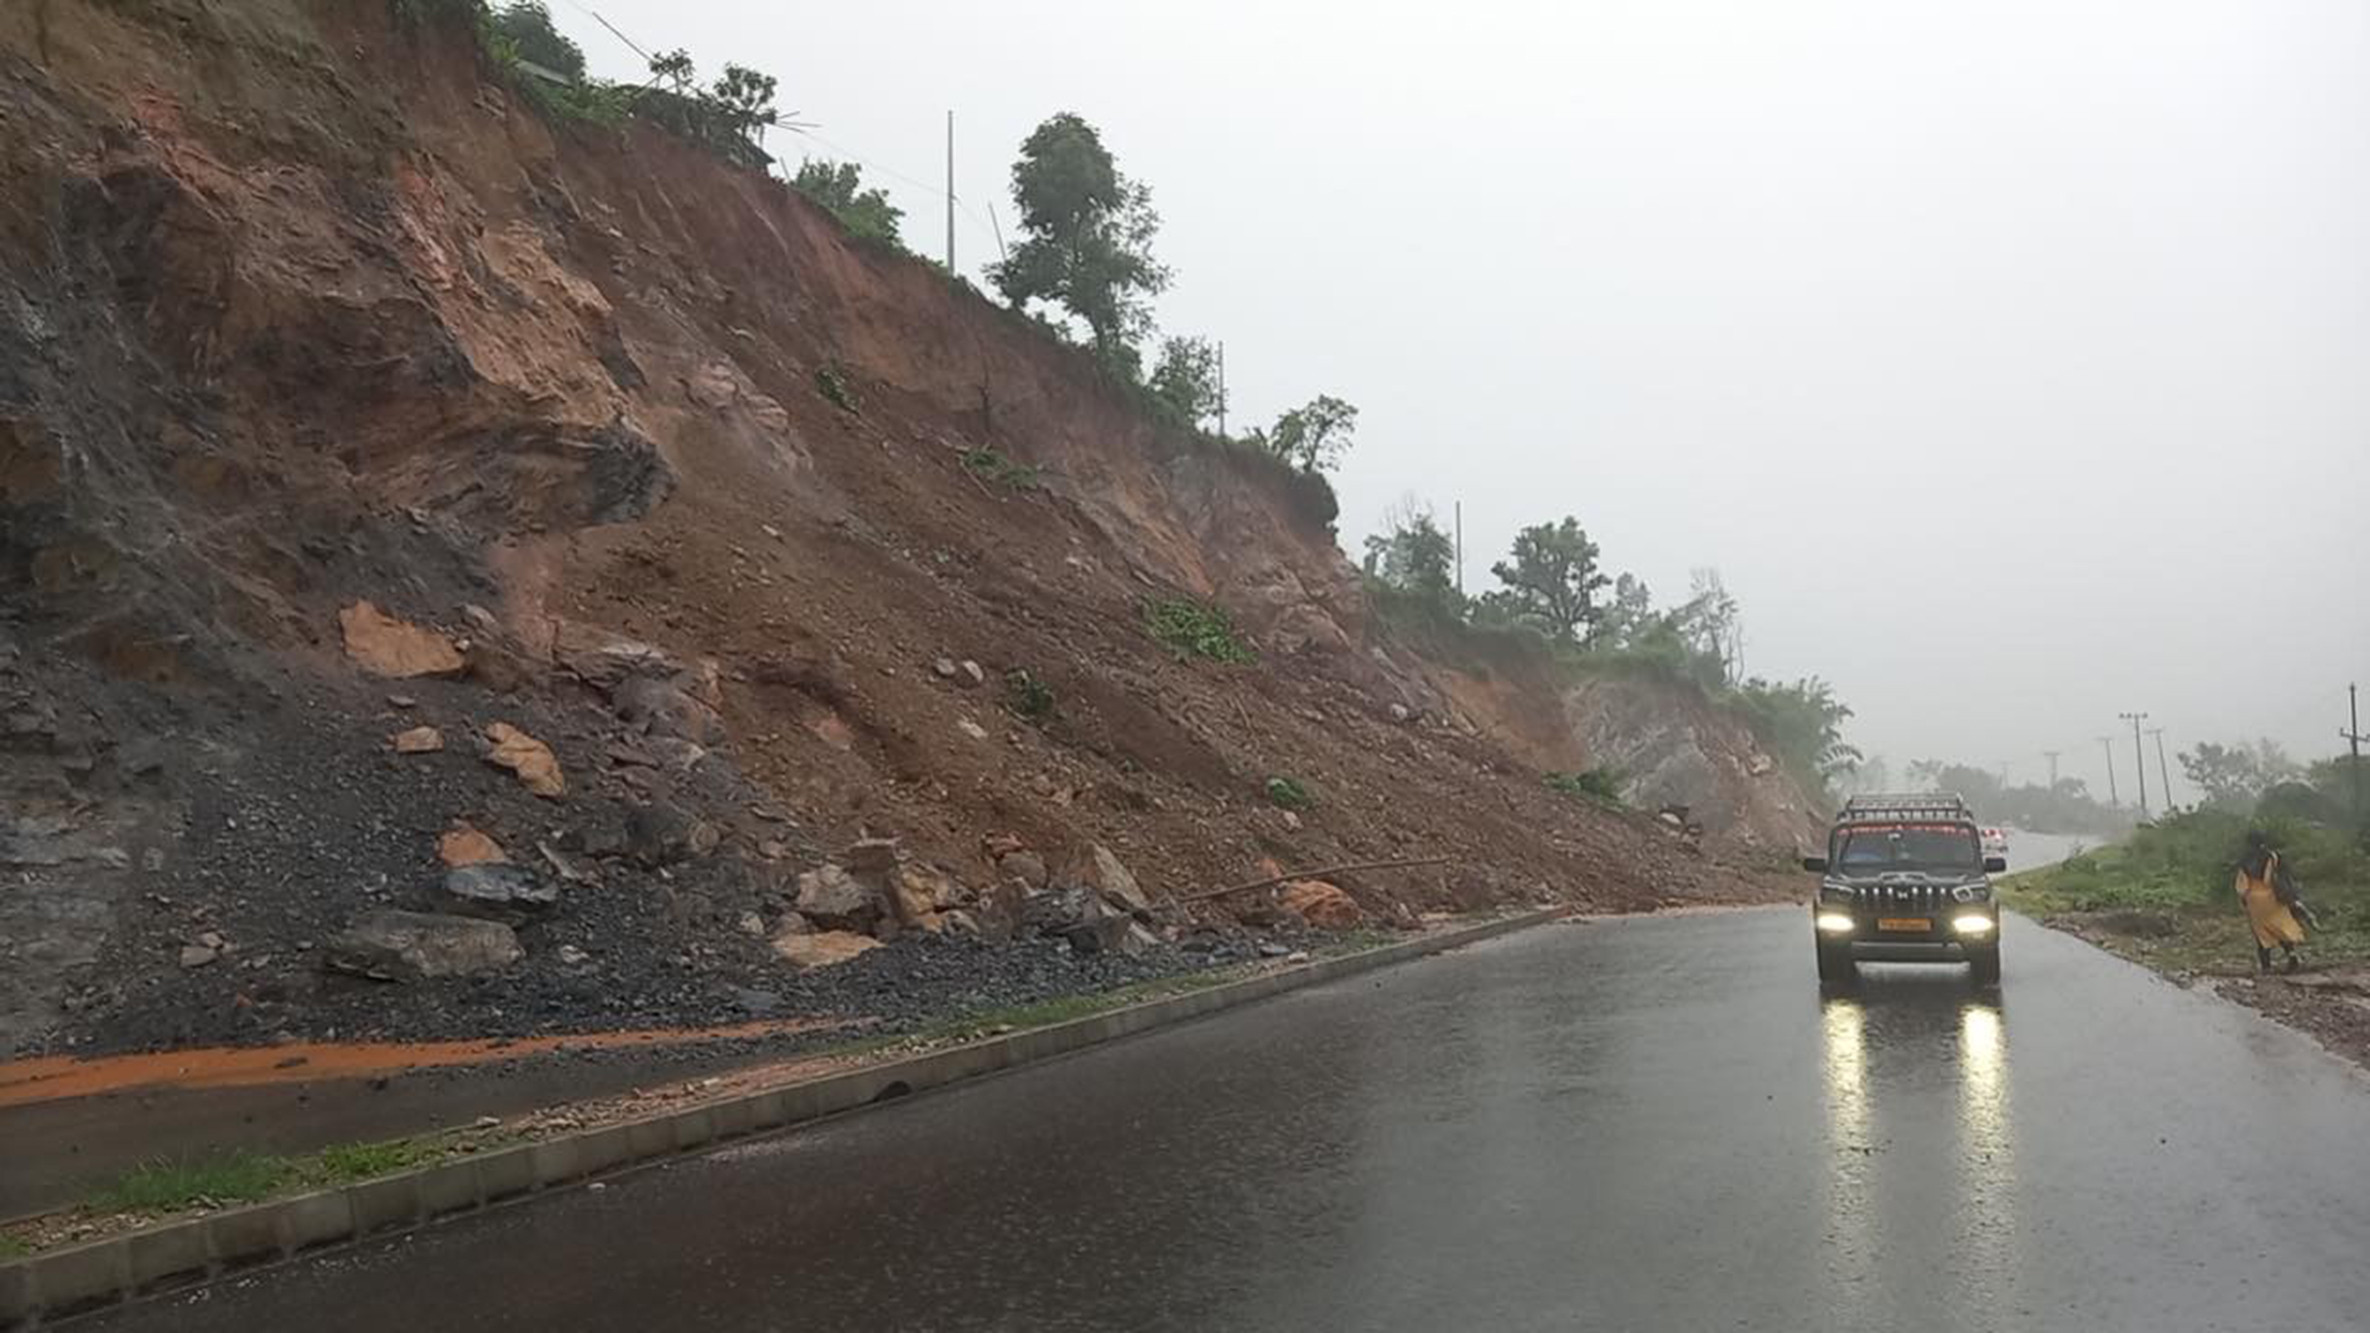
[1951,882,1993,903]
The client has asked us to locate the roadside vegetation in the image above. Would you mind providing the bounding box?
[1841,758,2132,838]
[1357,502,1857,804]
[2002,771,2370,975]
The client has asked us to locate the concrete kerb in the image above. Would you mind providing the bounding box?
[0,907,1561,1328]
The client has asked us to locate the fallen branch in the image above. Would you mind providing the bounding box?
[1179,856,1452,904]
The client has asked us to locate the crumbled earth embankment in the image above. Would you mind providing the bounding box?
[0,0,1803,1064]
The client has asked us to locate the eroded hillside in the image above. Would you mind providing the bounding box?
[0,0,1808,1056]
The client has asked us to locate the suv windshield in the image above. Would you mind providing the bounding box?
[1836,824,1982,873]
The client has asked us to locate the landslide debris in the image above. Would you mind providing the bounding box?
[0,0,1793,1058]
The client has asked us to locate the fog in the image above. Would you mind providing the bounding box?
[585,0,2370,800]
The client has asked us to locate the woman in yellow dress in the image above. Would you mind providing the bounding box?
[2235,829,2306,974]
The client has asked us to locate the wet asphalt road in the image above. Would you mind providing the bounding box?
[94,910,2370,1332]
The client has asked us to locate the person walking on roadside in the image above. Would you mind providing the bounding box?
[2236,829,2306,974]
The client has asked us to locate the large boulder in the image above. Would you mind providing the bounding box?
[887,862,968,932]
[772,929,883,970]
[795,864,886,934]
[623,801,715,869]
[1281,879,1364,931]
[1024,886,1131,955]
[339,601,463,678]
[1084,844,1152,914]
[324,911,522,981]
[436,864,559,921]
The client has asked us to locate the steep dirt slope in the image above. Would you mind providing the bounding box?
[0,0,1793,1057]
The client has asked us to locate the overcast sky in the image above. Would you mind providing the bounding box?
[583,0,2370,802]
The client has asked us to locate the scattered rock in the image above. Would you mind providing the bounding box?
[438,823,508,867]
[339,601,465,678]
[623,802,705,869]
[998,849,1050,890]
[794,864,886,934]
[737,911,768,937]
[1280,880,1365,931]
[614,675,724,745]
[1024,886,1130,955]
[1085,844,1152,913]
[932,657,960,680]
[178,944,218,969]
[772,929,883,970]
[843,838,901,875]
[325,911,523,981]
[958,660,985,687]
[1256,941,1292,958]
[888,862,966,931]
[556,944,590,966]
[1280,810,1303,832]
[956,718,990,741]
[1388,702,1412,724]
[483,722,564,798]
[388,695,419,709]
[436,864,559,921]
[391,725,445,754]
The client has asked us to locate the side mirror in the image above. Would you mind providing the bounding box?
[1983,856,2008,874]
[1801,856,1829,873]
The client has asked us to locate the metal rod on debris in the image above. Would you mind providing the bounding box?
[1179,857,1452,904]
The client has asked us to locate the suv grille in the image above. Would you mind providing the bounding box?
[1853,885,1948,913]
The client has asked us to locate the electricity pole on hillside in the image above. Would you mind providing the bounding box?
[2044,751,2061,789]
[2097,736,2121,807]
[2148,728,2174,814]
[2344,683,2366,830]
[1215,341,1227,440]
[945,111,956,274]
[1453,501,1465,596]
[2120,712,2151,817]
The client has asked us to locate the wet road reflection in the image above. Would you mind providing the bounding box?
[94,911,2370,1333]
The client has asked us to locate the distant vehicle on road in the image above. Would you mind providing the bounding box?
[1801,792,2009,987]
[1981,826,2011,864]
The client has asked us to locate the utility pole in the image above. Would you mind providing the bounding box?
[1453,501,1465,596]
[1215,340,1227,440]
[2044,751,2061,789]
[945,111,955,275]
[2097,736,2120,807]
[2344,683,2366,830]
[2148,728,2174,813]
[2120,712,2151,817]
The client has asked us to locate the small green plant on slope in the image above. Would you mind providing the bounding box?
[815,365,858,413]
[962,447,1042,491]
[1145,597,1253,663]
[1265,775,1315,811]
[1545,767,1627,809]
[1006,668,1055,720]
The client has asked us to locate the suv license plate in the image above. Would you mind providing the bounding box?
[1877,917,1931,932]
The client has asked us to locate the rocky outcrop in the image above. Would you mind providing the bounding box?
[325,912,524,982]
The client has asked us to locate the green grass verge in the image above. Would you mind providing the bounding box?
[2002,830,2370,975]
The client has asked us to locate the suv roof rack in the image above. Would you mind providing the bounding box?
[1838,792,1974,821]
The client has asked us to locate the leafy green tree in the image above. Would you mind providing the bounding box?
[1361,504,1460,611]
[647,49,696,94]
[1733,676,1862,795]
[991,114,1170,374]
[709,64,778,140]
[1588,573,1655,648]
[1482,517,1611,642]
[2180,739,2300,810]
[791,160,903,244]
[1148,336,1223,429]
[1266,395,1358,473]
[491,1,584,78]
